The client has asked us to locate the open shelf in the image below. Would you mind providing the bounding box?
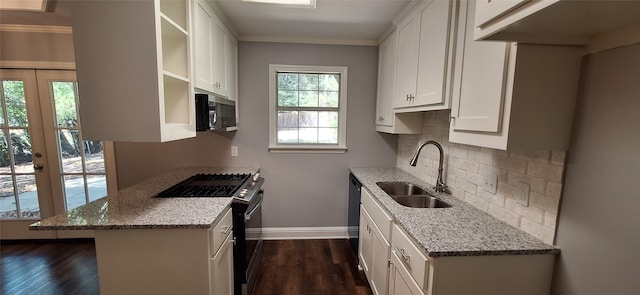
[161,17,190,79]
[160,0,188,31]
[163,74,191,125]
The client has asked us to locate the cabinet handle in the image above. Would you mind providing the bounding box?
[396,247,410,263]
[221,225,232,235]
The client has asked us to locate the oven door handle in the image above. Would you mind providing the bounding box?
[245,191,263,221]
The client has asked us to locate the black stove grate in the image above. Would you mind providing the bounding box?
[155,173,251,198]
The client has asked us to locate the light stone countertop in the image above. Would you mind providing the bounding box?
[30,167,259,230]
[350,167,559,257]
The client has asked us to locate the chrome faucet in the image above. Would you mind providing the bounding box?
[410,140,447,193]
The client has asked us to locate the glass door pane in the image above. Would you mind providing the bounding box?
[0,79,40,219]
[46,78,108,212]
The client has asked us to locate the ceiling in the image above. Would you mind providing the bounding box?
[0,0,412,45]
[214,0,413,45]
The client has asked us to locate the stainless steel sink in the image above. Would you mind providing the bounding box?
[376,181,429,196]
[376,181,451,208]
[391,195,451,208]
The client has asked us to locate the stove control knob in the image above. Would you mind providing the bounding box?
[239,188,249,198]
[253,173,260,182]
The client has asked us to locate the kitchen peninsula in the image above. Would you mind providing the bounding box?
[31,167,259,295]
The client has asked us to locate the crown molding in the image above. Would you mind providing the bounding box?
[0,24,72,34]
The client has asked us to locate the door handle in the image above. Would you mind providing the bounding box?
[33,164,44,171]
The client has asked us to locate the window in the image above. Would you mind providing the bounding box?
[269,65,348,152]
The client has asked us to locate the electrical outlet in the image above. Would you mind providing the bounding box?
[481,173,498,194]
[231,146,238,157]
[517,182,530,206]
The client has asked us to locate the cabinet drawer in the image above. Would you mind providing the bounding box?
[361,187,393,241]
[391,224,429,290]
[209,207,233,257]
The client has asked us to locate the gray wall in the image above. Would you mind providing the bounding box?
[551,44,640,294]
[115,42,397,228]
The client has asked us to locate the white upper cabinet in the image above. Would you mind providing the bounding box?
[376,30,423,134]
[473,0,640,49]
[70,0,195,142]
[192,0,236,99]
[450,0,584,150]
[394,0,457,112]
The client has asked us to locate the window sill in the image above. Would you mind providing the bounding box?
[268,145,347,154]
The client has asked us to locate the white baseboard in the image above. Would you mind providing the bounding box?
[262,226,348,240]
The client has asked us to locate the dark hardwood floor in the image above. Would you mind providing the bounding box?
[0,239,99,295]
[1,238,370,295]
[254,239,371,295]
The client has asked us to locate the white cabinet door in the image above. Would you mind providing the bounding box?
[450,0,510,133]
[389,250,425,295]
[375,31,423,134]
[394,11,420,109]
[414,0,452,107]
[370,218,391,295]
[394,0,456,111]
[193,0,230,97]
[210,231,234,295]
[226,36,238,102]
[376,31,396,128]
[358,206,373,275]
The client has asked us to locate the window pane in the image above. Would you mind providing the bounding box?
[10,129,33,174]
[17,174,39,218]
[299,111,318,127]
[0,130,10,173]
[84,141,105,173]
[277,128,299,143]
[319,128,338,144]
[52,81,78,127]
[64,175,86,211]
[278,90,298,107]
[299,91,318,107]
[3,80,28,127]
[299,74,318,90]
[0,174,17,218]
[59,130,83,173]
[319,74,339,91]
[278,111,298,127]
[278,73,298,90]
[299,128,318,143]
[87,175,107,202]
[319,91,339,108]
[319,111,339,127]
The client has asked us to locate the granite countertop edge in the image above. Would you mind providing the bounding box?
[30,167,259,231]
[350,167,560,258]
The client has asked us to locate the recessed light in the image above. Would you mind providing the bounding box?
[241,0,316,9]
[0,0,48,12]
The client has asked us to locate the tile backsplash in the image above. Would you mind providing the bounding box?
[397,110,565,244]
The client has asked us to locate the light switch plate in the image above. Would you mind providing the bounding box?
[517,182,530,206]
[481,173,498,194]
[231,146,238,157]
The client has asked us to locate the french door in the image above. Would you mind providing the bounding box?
[0,69,116,239]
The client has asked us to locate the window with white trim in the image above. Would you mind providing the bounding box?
[269,65,348,152]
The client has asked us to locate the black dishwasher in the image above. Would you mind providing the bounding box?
[348,173,362,251]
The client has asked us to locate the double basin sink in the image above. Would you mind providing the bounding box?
[376,182,451,208]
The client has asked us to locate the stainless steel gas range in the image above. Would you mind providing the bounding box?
[156,172,264,295]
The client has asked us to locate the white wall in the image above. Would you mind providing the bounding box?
[115,42,398,229]
[551,44,640,294]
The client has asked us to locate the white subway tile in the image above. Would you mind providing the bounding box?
[507,171,546,194]
[488,203,521,227]
[520,218,555,244]
[495,156,527,173]
[527,162,564,182]
[546,181,563,199]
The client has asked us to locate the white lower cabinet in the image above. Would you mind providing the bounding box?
[210,231,234,295]
[359,188,393,295]
[92,207,233,294]
[389,249,425,295]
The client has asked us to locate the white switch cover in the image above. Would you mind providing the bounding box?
[481,173,498,194]
[517,182,530,206]
[231,146,238,157]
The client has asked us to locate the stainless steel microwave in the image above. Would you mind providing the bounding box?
[195,94,237,131]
